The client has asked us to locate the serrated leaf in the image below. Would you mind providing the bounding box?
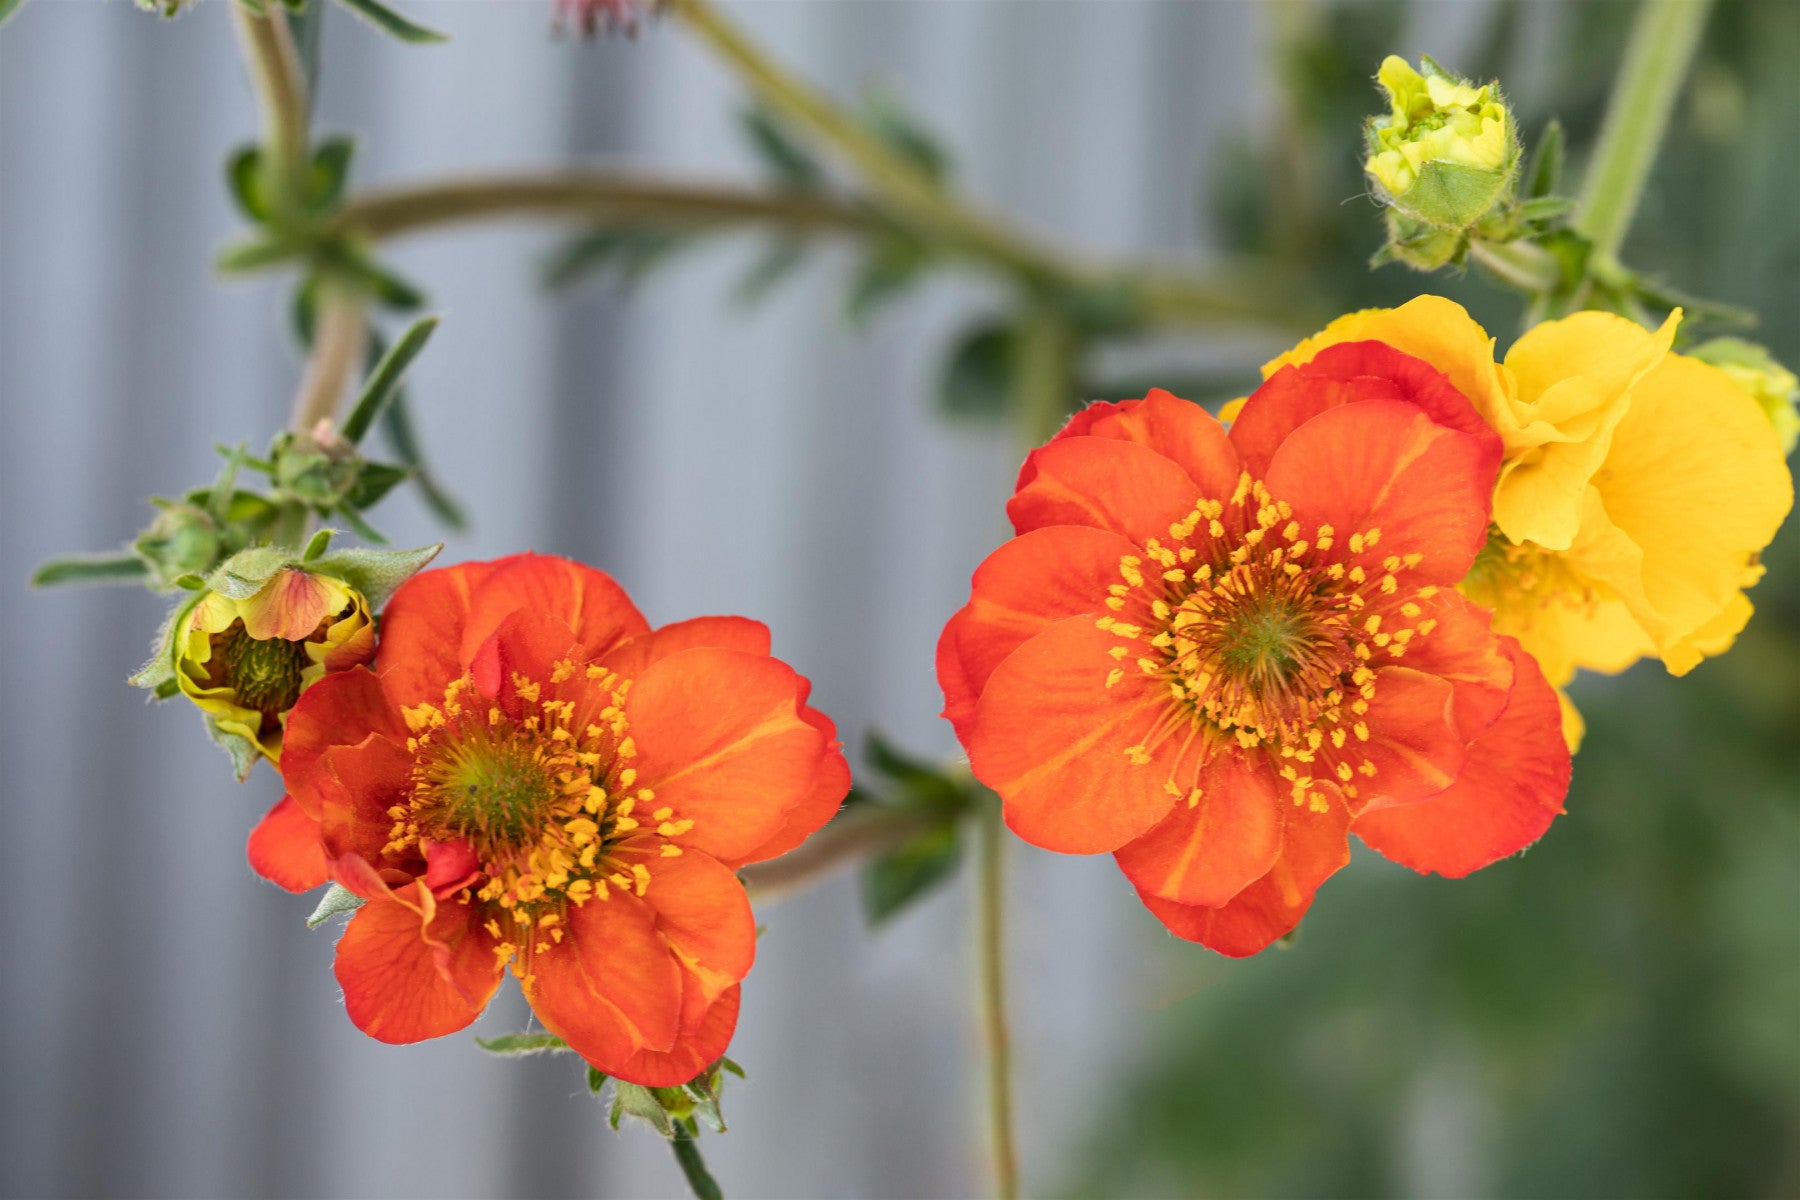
[31,554,150,588]
[205,716,263,781]
[341,315,439,444]
[305,882,366,928]
[938,321,1016,422]
[739,106,824,190]
[226,145,271,223]
[309,543,441,608]
[332,0,446,43]
[1525,118,1564,200]
[473,1032,573,1057]
[862,820,963,925]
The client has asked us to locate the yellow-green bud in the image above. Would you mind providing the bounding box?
[1366,55,1519,254]
[133,503,222,590]
[1691,338,1800,455]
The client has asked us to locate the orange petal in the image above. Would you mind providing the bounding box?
[627,845,756,1007]
[280,667,404,819]
[246,794,328,893]
[1065,390,1244,500]
[458,554,649,669]
[601,616,772,680]
[1263,399,1497,585]
[467,609,583,708]
[315,737,417,869]
[1332,666,1465,814]
[526,890,683,1063]
[969,616,1180,853]
[1137,784,1352,957]
[1354,637,1570,877]
[724,698,851,867]
[1113,750,1283,907]
[240,568,338,641]
[1231,341,1500,478]
[625,647,826,862]
[334,894,502,1044]
[938,525,1141,743]
[1386,590,1513,744]
[605,984,741,1088]
[377,559,504,706]
[1007,435,1204,544]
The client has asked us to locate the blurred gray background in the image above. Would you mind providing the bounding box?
[18,2,1775,1200]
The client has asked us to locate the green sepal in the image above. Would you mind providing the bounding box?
[340,315,440,444]
[206,545,295,600]
[30,554,150,588]
[1392,158,1518,233]
[306,882,366,928]
[129,591,204,695]
[609,1083,675,1137]
[308,543,442,609]
[332,0,446,43]
[1377,209,1467,272]
[938,321,1016,422]
[204,715,263,781]
[586,1066,609,1094]
[300,528,335,562]
[473,1032,573,1057]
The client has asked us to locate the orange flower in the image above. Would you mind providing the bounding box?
[249,553,850,1085]
[939,343,1571,955]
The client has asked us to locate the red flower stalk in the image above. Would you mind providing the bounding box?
[938,343,1571,955]
[250,553,850,1084]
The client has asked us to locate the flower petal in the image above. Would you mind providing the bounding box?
[1007,435,1205,544]
[1264,398,1496,584]
[1113,750,1282,907]
[938,525,1141,743]
[626,648,826,862]
[1137,784,1352,957]
[628,845,756,1007]
[1389,590,1513,744]
[606,984,741,1089]
[334,893,502,1044]
[377,559,505,706]
[526,890,683,1061]
[246,794,328,893]
[459,554,649,668]
[1354,637,1569,877]
[968,616,1179,853]
[240,568,341,641]
[601,616,772,680]
[723,696,851,868]
[280,667,405,818]
[1331,666,1465,814]
[1055,390,1245,499]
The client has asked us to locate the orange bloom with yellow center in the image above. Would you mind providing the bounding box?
[939,343,1572,955]
[249,553,850,1085]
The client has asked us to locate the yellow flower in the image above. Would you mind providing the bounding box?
[1366,56,1516,231]
[1690,338,1800,456]
[1265,296,1794,700]
[176,566,375,762]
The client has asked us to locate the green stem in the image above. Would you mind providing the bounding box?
[331,173,873,243]
[1468,238,1562,293]
[671,1122,724,1200]
[291,288,367,434]
[229,3,310,223]
[1015,298,1078,447]
[977,796,1020,1200]
[1575,0,1714,265]
[738,803,938,901]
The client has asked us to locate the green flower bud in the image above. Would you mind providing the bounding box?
[133,502,223,590]
[1691,338,1800,455]
[270,429,363,509]
[1365,55,1519,255]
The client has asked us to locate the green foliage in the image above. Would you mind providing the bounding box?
[473,1032,574,1057]
[938,322,1017,421]
[305,882,366,928]
[542,229,693,293]
[854,732,980,926]
[30,555,150,588]
[331,0,445,44]
[339,315,439,443]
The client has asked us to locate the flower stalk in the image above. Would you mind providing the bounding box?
[1576,0,1715,265]
[229,3,310,224]
[977,795,1020,1200]
[738,803,937,901]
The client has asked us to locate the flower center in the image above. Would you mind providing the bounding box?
[384,663,694,981]
[213,620,308,718]
[1098,472,1441,809]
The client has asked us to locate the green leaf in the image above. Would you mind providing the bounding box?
[1515,195,1576,225]
[333,502,388,545]
[226,146,271,222]
[846,237,929,324]
[734,238,809,308]
[309,543,442,608]
[340,315,440,444]
[305,882,366,928]
[301,528,335,562]
[473,1032,573,1057]
[610,1083,674,1137]
[343,460,412,512]
[738,106,824,189]
[1525,118,1564,200]
[0,0,29,30]
[307,136,356,215]
[205,716,263,781]
[216,236,304,274]
[332,0,446,43]
[542,228,691,293]
[862,819,963,925]
[938,321,1017,422]
[861,91,952,186]
[31,554,149,588]
[587,1066,609,1094]
[380,391,467,530]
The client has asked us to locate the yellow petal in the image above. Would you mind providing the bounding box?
[1555,687,1585,754]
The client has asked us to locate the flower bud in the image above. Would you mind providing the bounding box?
[176,565,375,762]
[1690,338,1800,455]
[270,428,362,510]
[1365,55,1519,265]
[133,503,222,590]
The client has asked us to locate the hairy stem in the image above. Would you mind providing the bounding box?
[739,804,937,902]
[229,3,310,222]
[291,289,367,434]
[1576,0,1714,264]
[671,1123,724,1200]
[977,797,1020,1200]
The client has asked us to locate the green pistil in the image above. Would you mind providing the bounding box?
[216,620,308,717]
